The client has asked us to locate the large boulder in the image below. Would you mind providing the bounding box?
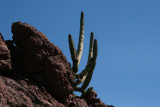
[11,22,75,103]
[0,33,12,72]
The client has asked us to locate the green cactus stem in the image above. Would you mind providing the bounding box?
[93,39,98,61]
[75,33,97,85]
[87,32,94,64]
[68,12,84,74]
[75,34,98,92]
[68,34,76,61]
[68,34,78,73]
[68,12,98,93]
[80,39,98,91]
[77,12,84,66]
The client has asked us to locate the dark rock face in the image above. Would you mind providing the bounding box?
[0,33,12,72]
[81,89,107,107]
[11,22,75,103]
[0,74,64,107]
[0,22,110,107]
[69,97,89,107]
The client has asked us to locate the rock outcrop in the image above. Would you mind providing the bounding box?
[0,74,64,107]
[81,89,107,107]
[0,33,12,72]
[0,22,112,107]
[11,22,75,103]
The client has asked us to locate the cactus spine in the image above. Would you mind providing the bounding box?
[68,12,98,93]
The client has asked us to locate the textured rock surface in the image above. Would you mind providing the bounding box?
[0,74,64,107]
[5,40,17,72]
[11,22,75,103]
[0,33,12,72]
[0,73,109,107]
[0,22,111,107]
[69,97,88,107]
[81,89,107,107]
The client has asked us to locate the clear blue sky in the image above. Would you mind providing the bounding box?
[1,1,160,107]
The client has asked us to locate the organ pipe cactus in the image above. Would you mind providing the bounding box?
[68,12,98,93]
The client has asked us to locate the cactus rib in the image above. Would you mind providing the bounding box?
[77,12,84,66]
[68,34,76,61]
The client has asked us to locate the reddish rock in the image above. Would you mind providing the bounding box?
[5,40,18,72]
[0,74,64,107]
[69,97,89,107]
[11,22,75,103]
[81,89,97,104]
[0,22,112,106]
[0,33,12,72]
[91,101,108,107]
[81,89,107,107]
